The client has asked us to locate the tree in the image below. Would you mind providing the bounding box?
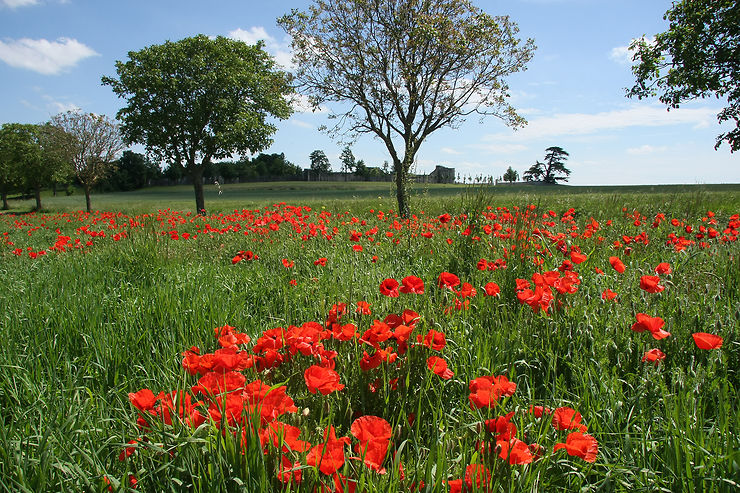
[533,146,571,184]
[627,0,739,151]
[340,145,356,179]
[309,149,331,178]
[0,124,23,210]
[279,0,535,217]
[106,150,161,191]
[502,166,518,183]
[50,111,124,212]
[522,161,543,182]
[102,35,293,214]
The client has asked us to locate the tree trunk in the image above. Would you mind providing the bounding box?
[394,157,411,218]
[1,191,8,210]
[34,185,42,211]
[84,184,92,212]
[192,168,206,215]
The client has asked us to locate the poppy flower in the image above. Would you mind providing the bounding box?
[277,456,302,484]
[306,426,351,475]
[631,313,671,340]
[379,278,400,297]
[468,375,516,409]
[437,271,461,290]
[553,432,598,463]
[601,289,618,301]
[692,332,723,350]
[551,407,588,432]
[483,282,500,297]
[642,348,666,365]
[639,275,665,293]
[281,258,294,268]
[458,282,477,298]
[484,411,516,441]
[609,256,626,273]
[427,356,454,380]
[497,438,533,465]
[399,275,425,294]
[527,405,551,418]
[129,389,159,411]
[356,301,371,315]
[351,415,392,473]
[314,257,328,266]
[304,365,345,395]
[423,329,447,351]
[352,244,363,252]
[654,262,672,275]
[570,250,587,264]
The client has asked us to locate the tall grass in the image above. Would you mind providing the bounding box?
[0,188,737,491]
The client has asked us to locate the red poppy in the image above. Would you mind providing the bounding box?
[631,313,671,340]
[477,258,488,271]
[527,405,552,418]
[609,256,626,273]
[262,421,312,453]
[692,332,723,350]
[642,348,666,365]
[484,411,516,441]
[314,257,328,266]
[399,275,425,294]
[379,278,400,297]
[437,271,461,290]
[427,356,454,380]
[468,375,516,409]
[551,407,588,432]
[277,456,302,484]
[351,415,392,473]
[570,250,587,264]
[281,258,294,268]
[553,432,598,463]
[639,275,665,293]
[654,262,672,275]
[458,282,477,298]
[304,365,345,395]
[128,388,159,411]
[352,244,363,252]
[483,282,500,297]
[306,426,351,475]
[355,301,371,315]
[601,289,618,301]
[423,329,447,351]
[497,438,533,465]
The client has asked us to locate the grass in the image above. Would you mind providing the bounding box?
[0,184,738,492]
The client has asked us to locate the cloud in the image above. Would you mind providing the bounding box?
[290,93,329,114]
[228,27,294,69]
[440,147,461,155]
[289,118,314,129]
[610,36,654,65]
[0,37,98,75]
[626,144,668,155]
[1,0,39,7]
[482,104,719,142]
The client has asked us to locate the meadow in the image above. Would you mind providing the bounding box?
[0,182,738,492]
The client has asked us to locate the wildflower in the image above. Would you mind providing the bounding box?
[642,348,666,365]
[356,301,371,315]
[427,356,454,380]
[423,329,447,351]
[399,275,425,294]
[553,432,598,463]
[483,282,500,297]
[692,332,723,350]
[304,365,345,395]
[609,256,626,273]
[437,271,461,290]
[639,275,665,293]
[314,257,328,266]
[654,262,672,275]
[351,415,392,473]
[306,426,351,475]
[379,278,400,297]
[468,375,516,409]
[631,313,671,340]
[551,407,588,432]
[601,289,618,301]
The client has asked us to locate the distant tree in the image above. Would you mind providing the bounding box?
[102,35,293,214]
[627,0,739,151]
[354,159,368,178]
[503,166,519,183]
[541,146,571,183]
[339,145,356,179]
[0,123,56,210]
[107,150,162,191]
[309,150,331,178]
[250,153,302,178]
[0,124,23,209]
[279,0,535,217]
[523,161,544,182]
[50,111,125,212]
[38,123,74,196]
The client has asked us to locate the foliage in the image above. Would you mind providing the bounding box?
[340,145,356,175]
[309,149,331,175]
[102,34,294,214]
[503,166,519,183]
[524,147,571,184]
[627,0,740,151]
[279,0,536,217]
[523,161,543,182]
[49,111,124,212]
[103,150,162,192]
[0,124,28,209]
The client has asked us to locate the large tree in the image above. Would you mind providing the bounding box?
[102,35,293,214]
[50,111,124,212]
[309,149,331,178]
[627,0,739,151]
[502,166,518,183]
[279,0,535,217]
[340,145,356,179]
[0,124,23,210]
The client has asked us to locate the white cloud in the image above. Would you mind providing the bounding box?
[289,118,314,129]
[2,0,39,7]
[0,37,98,75]
[440,147,461,155]
[610,36,654,65]
[228,27,294,70]
[290,93,329,114]
[474,143,528,154]
[482,104,719,142]
[626,144,668,155]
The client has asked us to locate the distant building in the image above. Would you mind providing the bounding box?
[428,165,455,184]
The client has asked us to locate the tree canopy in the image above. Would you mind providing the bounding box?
[102,35,293,213]
[309,150,331,175]
[279,0,535,216]
[524,147,570,184]
[503,166,518,183]
[627,0,739,151]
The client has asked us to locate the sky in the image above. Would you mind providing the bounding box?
[0,0,737,185]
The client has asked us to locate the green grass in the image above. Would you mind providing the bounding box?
[0,185,738,492]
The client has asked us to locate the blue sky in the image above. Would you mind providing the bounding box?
[0,0,737,185]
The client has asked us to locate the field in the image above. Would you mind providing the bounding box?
[0,182,738,492]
